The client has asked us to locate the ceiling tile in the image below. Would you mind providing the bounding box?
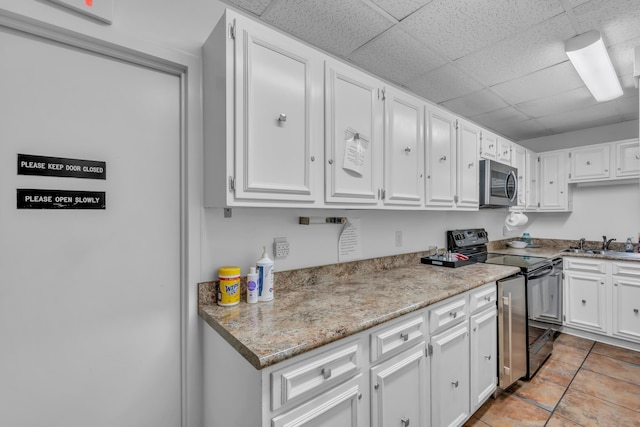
[491,119,552,141]
[535,101,622,133]
[516,87,596,118]
[405,64,483,103]
[261,0,393,57]
[612,93,640,119]
[568,0,590,7]
[440,89,509,118]
[608,37,640,77]
[455,14,577,86]
[221,0,273,15]
[490,61,585,104]
[368,0,430,20]
[574,0,640,46]
[401,0,565,60]
[471,107,531,134]
[348,27,447,85]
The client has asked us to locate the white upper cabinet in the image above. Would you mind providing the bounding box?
[203,10,323,207]
[569,143,610,182]
[479,131,498,161]
[497,137,513,165]
[538,150,571,211]
[425,106,457,208]
[383,88,425,207]
[456,120,480,210]
[325,60,383,206]
[524,149,539,211]
[614,138,640,178]
[512,144,526,209]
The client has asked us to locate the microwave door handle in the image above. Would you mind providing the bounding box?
[505,170,518,202]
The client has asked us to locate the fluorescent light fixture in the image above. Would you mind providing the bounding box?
[565,30,623,102]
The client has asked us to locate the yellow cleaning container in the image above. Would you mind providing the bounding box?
[217,266,241,306]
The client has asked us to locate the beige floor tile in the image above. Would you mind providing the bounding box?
[570,368,640,411]
[591,341,640,366]
[463,415,491,427]
[510,376,566,411]
[548,343,590,368]
[535,357,580,387]
[554,388,640,427]
[545,413,583,427]
[554,333,595,351]
[474,393,550,426]
[582,351,640,384]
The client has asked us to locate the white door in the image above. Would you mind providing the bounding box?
[612,276,640,342]
[564,272,608,333]
[456,120,480,209]
[614,139,640,178]
[0,27,181,427]
[538,151,567,211]
[525,149,538,211]
[425,107,456,208]
[470,308,497,411]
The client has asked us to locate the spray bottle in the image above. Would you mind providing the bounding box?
[257,246,274,302]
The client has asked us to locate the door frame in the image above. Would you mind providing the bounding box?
[0,10,196,427]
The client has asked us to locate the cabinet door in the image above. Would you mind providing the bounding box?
[235,22,321,202]
[325,60,383,205]
[425,107,456,208]
[431,322,470,427]
[480,131,498,161]
[615,139,640,178]
[524,149,538,211]
[272,375,364,427]
[512,144,526,209]
[612,276,640,342]
[564,271,607,333]
[456,120,480,210]
[371,343,429,427]
[383,88,424,207]
[470,307,497,412]
[569,143,610,182]
[538,150,569,211]
[497,137,512,165]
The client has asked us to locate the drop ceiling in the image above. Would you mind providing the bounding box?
[219,0,640,143]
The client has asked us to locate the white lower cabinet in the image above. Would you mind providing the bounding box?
[370,343,428,427]
[564,257,640,345]
[470,306,497,411]
[430,321,470,427]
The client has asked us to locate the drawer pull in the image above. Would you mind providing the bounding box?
[321,368,332,380]
[401,418,410,427]
[400,332,409,342]
[404,146,412,153]
[634,309,639,314]
[449,311,457,319]
[278,113,287,122]
[451,380,459,388]
[582,300,586,304]
[374,383,379,390]
[484,354,492,360]
[358,393,362,400]
[484,295,492,301]
[440,155,447,161]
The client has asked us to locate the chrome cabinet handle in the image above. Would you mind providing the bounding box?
[451,380,459,387]
[401,418,410,427]
[582,299,586,304]
[484,354,492,360]
[400,332,409,341]
[634,308,639,314]
[586,160,591,165]
[549,180,554,184]
[321,368,331,379]
[278,113,287,122]
[489,144,494,148]
[310,156,315,162]
[484,295,492,301]
[468,162,474,168]
[404,146,412,153]
[440,155,447,161]
[449,311,457,318]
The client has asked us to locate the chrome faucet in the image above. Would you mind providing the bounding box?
[603,236,616,250]
[578,238,586,250]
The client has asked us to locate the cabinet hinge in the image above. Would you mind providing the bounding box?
[381,189,386,200]
[228,176,235,192]
[228,22,236,39]
[427,343,433,356]
[569,173,572,179]
[378,88,386,101]
[568,152,572,158]
[563,314,566,321]
[537,202,540,208]
[455,120,459,130]
[537,156,540,162]
[562,272,565,280]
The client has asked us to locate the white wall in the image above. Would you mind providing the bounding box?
[519,120,639,152]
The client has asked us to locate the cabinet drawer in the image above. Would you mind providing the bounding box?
[612,261,640,277]
[469,283,497,314]
[429,295,467,334]
[565,257,607,274]
[370,313,425,362]
[271,341,361,411]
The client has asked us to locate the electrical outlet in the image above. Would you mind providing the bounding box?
[395,231,403,247]
[274,237,290,259]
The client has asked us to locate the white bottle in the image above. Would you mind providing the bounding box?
[247,266,258,304]
[256,246,274,302]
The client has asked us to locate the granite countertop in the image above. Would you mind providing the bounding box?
[490,246,640,262]
[199,262,520,370]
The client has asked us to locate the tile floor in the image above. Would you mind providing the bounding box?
[465,333,640,426]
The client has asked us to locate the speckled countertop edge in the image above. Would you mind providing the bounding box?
[199,262,520,370]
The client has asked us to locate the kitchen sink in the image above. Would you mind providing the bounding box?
[561,248,640,259]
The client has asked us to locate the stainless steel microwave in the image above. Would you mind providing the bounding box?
[479,160,518,208]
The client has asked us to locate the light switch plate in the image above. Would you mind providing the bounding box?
[46,0,114,24]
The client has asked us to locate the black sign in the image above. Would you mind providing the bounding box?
[17,189,106,209]
[18,154,106,180]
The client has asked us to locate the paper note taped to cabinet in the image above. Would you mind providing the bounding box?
[338,218,362,262]
[342,128,369,176]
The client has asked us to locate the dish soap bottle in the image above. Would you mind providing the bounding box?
[625,237,633,252]
[522,232,532,247]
